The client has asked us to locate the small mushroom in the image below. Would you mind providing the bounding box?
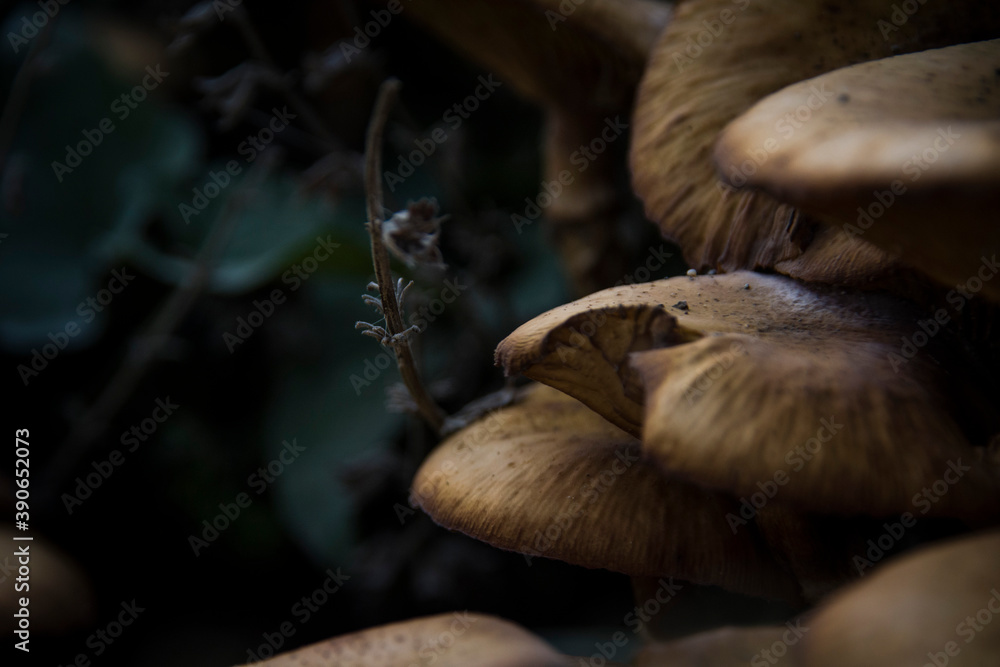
[398,0,672,293]
[630,0,1000,287]
[411,383,800,600]
[714,39,1000,302]
[242,612,577,666]
[799,529,1000,666]
[497,271,1000,518]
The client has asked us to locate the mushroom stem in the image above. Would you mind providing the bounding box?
[363,79,446,433]
[543,111,631,295]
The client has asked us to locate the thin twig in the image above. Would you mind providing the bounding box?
[229,6,338,147]
[363,79,445,433]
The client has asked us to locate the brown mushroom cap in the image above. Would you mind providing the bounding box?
[243,612,573,666]
[411,383,799,600]
[498,271,1000,518]
[496,294,687,437]
[638,625,804,666]
[630,0,1000,287]
[799,529,1000,667]
[714,39,1000,302]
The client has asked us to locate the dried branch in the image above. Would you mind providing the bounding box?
[359,79,445,433]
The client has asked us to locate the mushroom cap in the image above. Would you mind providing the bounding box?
[637,625,803,666]
[243,612,572,666]
[400,0,670,112]
[714,39,1000,302]
[498,271,1000,518]
[799,529,1000,667]
[411,383,800,600]
[496,293,686,437]
[630,0,1000,287]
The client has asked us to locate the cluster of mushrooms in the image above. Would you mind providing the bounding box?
[252,0,1000,665]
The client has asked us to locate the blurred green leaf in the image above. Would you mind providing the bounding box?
[118,169,344,294]
[265,275,403,566]
[0,11,201,351]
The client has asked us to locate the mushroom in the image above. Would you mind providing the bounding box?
[798,529,1000,666]
[243,611,584,666]
[630,0,1000,288]
[497,271,1000,518]
[411,382,800,601]
[396,0,672,294]
[714,39,1000,302]
[637,625,805,666]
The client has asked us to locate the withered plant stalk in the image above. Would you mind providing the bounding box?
[359,79,445,433]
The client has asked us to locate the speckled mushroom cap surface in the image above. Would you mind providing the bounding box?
[411,382,801,600]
